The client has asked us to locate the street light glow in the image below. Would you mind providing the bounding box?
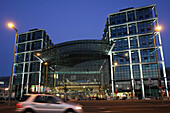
[44,62,48,65]
[8,23,14,28]
[125,53,128,57]
[114,61,118,66]
[155,26,162,32]
[36,53,41,57]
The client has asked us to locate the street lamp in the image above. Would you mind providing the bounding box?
[155,26,162,31]
[114,61,118,66]
[44,62,48,92]
[7,22,18,106]
[36,53,41,57]
[113,61,118,99]
[153,25,163,103]
[44,62,48,66]
[125,53,128,57]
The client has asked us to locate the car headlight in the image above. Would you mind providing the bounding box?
[76,106,82,110]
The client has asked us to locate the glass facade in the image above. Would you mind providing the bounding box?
[139,35,154,47]
[37,40,110,99]
[113,38,128,51]
[110,13,126,25]
[13,29,53,98]
[13,4,168,100]
[103,4,168,99]
[136,7,153,20]
[111,25,127,38]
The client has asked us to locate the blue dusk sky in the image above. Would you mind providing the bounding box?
[0,0,170,76]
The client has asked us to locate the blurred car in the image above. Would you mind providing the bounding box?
[16,94,83,113]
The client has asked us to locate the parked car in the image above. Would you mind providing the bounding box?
[16,94,83,113]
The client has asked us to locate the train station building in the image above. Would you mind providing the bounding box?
[13,4,169,99]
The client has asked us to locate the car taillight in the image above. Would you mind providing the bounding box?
[16,103,22,108]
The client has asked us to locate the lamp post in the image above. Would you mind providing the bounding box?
[44,62,48,92]
[113,61,118,99]
[153,26,164,103]
[35,53,48,93]
[8,23,18,106]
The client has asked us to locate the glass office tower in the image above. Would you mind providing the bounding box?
[13,29,53,98]
[102,4,168,99]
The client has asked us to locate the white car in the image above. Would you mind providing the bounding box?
[16,94,83,113]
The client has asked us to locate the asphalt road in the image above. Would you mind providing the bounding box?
[1,100,170,113]
[78,100,170,113]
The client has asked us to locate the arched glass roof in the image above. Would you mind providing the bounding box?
[37,40,110,66]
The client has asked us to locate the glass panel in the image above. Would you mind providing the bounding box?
[127,11,135,22]
[131,50,139,63]
[137,21,154,34]
[132,65,140,79]
[14,74,22,85]
[24,63,29,72]
[25,53,30,62]
[18,34,26,43]
[50,59,110,88]
[31,41,42,50]
[110,13,126,25]
[113,52,129,64]
[113,38,128,51]
[26,42,31,51]
[130,36,138,49]
[32,31,43,40]
[139,35,154,48]
[142,64,158,78]
[16,53,24,63]
[30,52,38,61]
[14,64,23,73]
[30,62,40,72]
[136,7,153,20]
[140,49,156,62]
[29,73,39,85]
[111,25,127,38]
[17,43,25,53]
[128,24,136,35]
[115,66,130,80]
